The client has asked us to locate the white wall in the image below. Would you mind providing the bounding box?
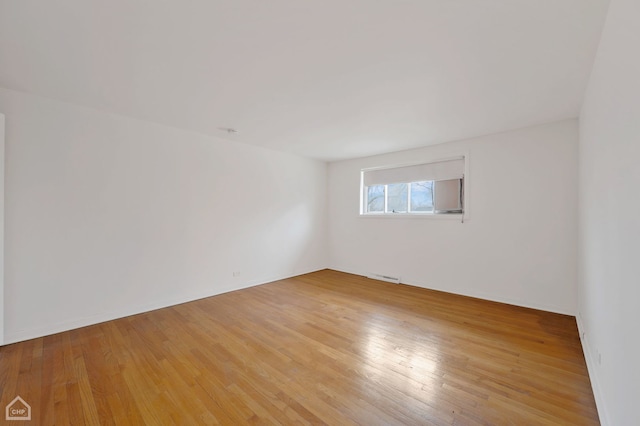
[329,120,578,314]
[578,0,640,424]
[0,114,4,345]
[0,87,327,344]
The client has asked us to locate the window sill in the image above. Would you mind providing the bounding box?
[359,213,465,220]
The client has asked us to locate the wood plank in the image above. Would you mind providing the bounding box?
[0,270,599,424]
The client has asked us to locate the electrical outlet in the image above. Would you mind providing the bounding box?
[233,271,241,277]
[598,352,602,365]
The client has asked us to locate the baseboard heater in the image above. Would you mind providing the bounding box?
[366,273,401,284]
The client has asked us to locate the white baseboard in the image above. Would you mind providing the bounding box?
[3,267,325,345]
[3,265,608,426]
[329,266,574,315]
[575,315,609,426]
[332,266,605,423]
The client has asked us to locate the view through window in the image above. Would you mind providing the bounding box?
[361,158,464,215]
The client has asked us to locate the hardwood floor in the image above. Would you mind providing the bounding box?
[0,270,598,425]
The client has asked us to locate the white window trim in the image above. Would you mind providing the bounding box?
[359,152,470,221]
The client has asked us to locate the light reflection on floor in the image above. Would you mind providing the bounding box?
[360,314,440,404]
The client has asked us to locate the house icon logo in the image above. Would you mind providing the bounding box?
[5,396,31,421]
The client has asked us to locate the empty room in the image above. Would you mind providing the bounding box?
[0,0,638,424]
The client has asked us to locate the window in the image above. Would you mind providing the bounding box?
[361,157,465,216]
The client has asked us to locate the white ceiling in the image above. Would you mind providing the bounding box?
[0,0,609,161]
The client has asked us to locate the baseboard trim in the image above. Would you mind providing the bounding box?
[328,266,574,316]
[575,315,609,426]
[3,267,325,345]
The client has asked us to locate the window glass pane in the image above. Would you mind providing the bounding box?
[366,185,385,212]
[387,183,408,212]
[410,181,433,212]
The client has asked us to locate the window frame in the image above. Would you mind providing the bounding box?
[364,182,434,214]
[359,154,469,220]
